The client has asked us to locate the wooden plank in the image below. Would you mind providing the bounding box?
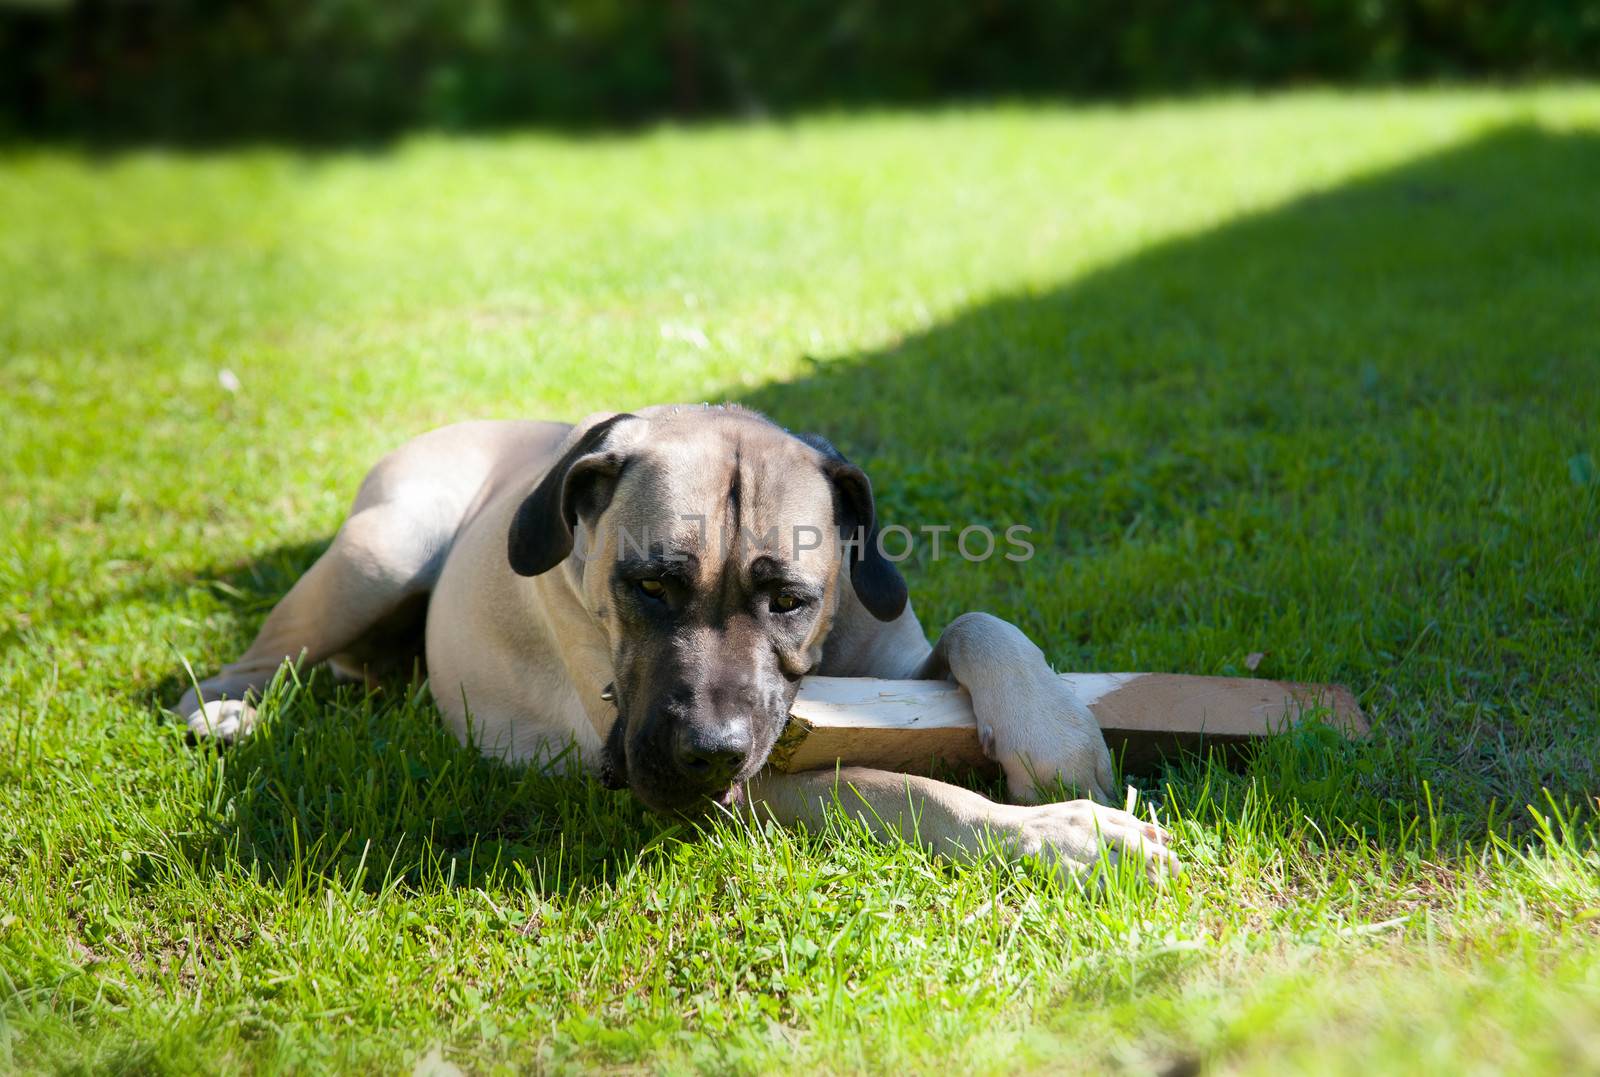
[766,673,1368,777]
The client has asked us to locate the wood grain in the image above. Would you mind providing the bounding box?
[767,673,1368,777]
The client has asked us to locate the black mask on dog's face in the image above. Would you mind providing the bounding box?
[507,409,906,817]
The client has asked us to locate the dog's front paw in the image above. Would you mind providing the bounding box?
[185,699,257,743]
[979,670,1115,804]
[1001,799,1180,883]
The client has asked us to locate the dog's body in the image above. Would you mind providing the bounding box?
[178,406,1175,878]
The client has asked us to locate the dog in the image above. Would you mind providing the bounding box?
[175,405,1177,880]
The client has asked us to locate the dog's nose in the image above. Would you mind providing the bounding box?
[673,724,751,785]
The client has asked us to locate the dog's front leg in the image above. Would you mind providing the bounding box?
[918,613,1116,804]
[745,767,1176,881]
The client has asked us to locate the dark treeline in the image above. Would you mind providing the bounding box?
[4,0,1598,144]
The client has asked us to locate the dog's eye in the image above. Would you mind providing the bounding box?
[637,579,666,600]
[770,592,804,613]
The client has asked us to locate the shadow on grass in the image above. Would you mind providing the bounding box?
[140,124,1600,890]
[123,541,332,712]
[115,544,659,896]
[78,541,656,897]
[731,123,1600,835]
[166,669,662,896]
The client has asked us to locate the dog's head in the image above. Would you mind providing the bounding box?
[506,405,906,816]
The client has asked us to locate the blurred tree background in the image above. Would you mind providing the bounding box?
[3,0,1600,143]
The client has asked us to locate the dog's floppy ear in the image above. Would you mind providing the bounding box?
[508,413,638,577]
[796,432,908,622]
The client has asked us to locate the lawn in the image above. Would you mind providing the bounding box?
[3,87,1599,1073]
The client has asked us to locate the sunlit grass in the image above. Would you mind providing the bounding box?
[3,88,1599,1072]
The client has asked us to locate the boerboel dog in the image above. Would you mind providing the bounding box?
[175,405,1177,880]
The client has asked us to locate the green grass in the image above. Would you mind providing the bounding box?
[4,87,1600,1073]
